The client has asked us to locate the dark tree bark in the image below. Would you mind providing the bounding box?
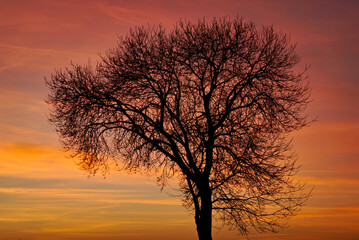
[196,181,213,240]
[46,16,312,240]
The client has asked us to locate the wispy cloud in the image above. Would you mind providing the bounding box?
[0,43,98,73]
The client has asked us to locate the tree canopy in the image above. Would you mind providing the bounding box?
[46,16,311,240]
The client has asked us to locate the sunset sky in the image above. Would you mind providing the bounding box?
[0,0,358,239]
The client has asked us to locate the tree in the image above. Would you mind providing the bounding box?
[46,16,311,240]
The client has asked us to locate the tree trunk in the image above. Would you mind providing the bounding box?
[195,183,213,240]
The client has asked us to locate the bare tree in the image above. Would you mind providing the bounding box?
[46,16,311,240]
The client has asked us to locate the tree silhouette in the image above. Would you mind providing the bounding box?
[46,17,311,240]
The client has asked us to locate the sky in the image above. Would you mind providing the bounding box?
[0,0,358,239]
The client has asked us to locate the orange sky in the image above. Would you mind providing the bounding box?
[0,0,358,239]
